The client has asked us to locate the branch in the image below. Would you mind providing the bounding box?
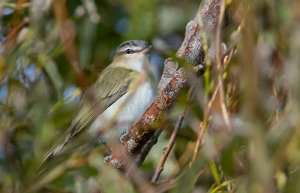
[105,0,223,169]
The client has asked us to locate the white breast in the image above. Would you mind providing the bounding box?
[89,77,155,140]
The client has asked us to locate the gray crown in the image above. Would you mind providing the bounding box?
[116,40,150,54]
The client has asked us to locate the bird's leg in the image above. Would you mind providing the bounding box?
[103,142,112,156]
[103,141,114,165]
[119,132,128,144]
[103,140,126,169]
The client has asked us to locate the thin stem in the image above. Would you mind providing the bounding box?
[53,0,87,87]
[190,82,219,165]
[151,88,193,183]
[215,1,231,130]
[2,3,30,10]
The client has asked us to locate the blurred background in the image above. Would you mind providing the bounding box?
[1,0,300,193]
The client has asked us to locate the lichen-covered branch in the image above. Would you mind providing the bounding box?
[106,0,222,169]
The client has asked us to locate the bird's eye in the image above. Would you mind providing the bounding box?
[126,49,131,54]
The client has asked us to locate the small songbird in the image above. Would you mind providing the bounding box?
[43,40,156,163]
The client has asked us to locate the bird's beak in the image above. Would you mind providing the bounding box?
[142,45,152,54]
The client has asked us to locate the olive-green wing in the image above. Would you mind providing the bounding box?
[39,67,139,168]
[65,66,139,144]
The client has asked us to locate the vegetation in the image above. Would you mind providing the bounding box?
[1,0,300,193]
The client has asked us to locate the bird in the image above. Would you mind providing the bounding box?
[41,40,157,165]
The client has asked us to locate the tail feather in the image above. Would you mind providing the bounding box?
[36,143,66,175]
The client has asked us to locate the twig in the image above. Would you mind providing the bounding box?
[151,88,193,183]
[2,2,30,10]
[215,1,231,131]
[190,122,206,166]
[122,157,156,193]
[53,0,87,88]
[5,17,31,53]
[190,81,220,165]
[135,130,162,167]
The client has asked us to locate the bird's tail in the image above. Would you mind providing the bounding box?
[36,143,66,175]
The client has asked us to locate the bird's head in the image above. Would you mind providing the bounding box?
[112,40,152,72]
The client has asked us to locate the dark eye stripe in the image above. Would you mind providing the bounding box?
[118,48,143,55]
[116,40,150,55]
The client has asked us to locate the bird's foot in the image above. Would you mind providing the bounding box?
[119,132,128,144]
[104,155,123,169]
